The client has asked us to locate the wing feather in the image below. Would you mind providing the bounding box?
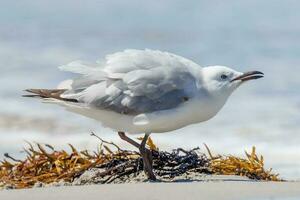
[59,49,201,114]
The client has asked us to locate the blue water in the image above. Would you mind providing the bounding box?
[0,1,299,180]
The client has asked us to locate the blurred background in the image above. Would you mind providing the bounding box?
[0,0,299,179]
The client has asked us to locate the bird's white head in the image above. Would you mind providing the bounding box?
[202,65,264,99]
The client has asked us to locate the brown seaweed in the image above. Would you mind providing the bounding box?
[0,135,281,189]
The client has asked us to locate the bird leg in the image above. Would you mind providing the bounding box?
[139,133,156,180]
[118,132,140,148]
[118,132,156,180]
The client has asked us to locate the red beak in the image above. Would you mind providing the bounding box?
[231,71,264,82]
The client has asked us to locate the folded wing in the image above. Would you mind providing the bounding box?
[27,49,202,115]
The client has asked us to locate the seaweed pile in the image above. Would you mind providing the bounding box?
[205,145,279,181]
[0,134,281,189]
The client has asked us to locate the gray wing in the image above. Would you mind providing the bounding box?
[95,68,197,114]
[60,49,200,114]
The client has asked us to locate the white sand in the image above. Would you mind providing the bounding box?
[1,180,300,200]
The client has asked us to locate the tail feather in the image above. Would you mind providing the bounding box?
[23,89,78,103]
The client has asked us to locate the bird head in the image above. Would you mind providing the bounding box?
[202,66,264,98]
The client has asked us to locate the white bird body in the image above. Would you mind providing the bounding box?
[59,93,224,134]
[25,49,264,134]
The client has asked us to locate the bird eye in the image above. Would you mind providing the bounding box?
[220,74,228,80]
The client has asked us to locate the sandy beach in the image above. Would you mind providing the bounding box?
[1,180,300,200]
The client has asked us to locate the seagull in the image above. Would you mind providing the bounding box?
[24,49,264,180]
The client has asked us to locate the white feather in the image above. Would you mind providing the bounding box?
[59,60,100,75]
[57,79,73,90]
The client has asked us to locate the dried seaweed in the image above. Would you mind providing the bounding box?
[204,144,281,181]
[0,136,281,189]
